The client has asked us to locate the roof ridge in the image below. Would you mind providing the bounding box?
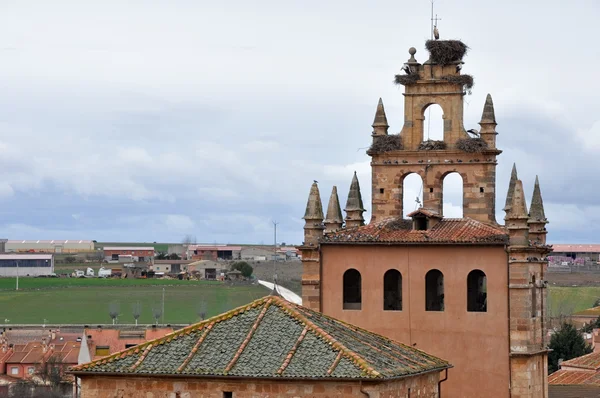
[176,322,215,373]
[277,325,309,375]
[224,299,272,373]
[273,297,381,377]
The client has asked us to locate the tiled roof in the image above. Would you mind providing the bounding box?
[322,217,508,244]
[549,385,600,398]
[562,352,600,371]
[553,244,600,254]
[70,296,450,379]
[572,307,600,317]
[549,369,600,386]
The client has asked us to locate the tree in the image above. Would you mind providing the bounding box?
[231,261,253,278]
[197,301,207,321]
[35,355,65,388]
[182,234,197,245]
[168,253,181,260]
[152,306,162,325]
[109,302,120,325]
[155,252,168,260]
[132,301,142,326]
[582,315,600,333]
[549,322,592,373]
[593,298,600,308]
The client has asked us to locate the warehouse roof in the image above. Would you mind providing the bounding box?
[71,295,450,379]
[103,247,155,251]
[552,244,600,254]
[0,254,53,260]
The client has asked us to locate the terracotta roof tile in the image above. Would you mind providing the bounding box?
[70,296,450,380]
[562,352,600,371]
[549,369,600,386]
[322,217,508,244]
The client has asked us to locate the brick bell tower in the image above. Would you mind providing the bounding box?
[369,44,500,224]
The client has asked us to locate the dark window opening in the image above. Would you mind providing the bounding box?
[480,187,485,193]
[125,344,137,349]
[532,275,537,318]
[429,187,434,193]
[380,188,385,194]
[383,270,402,311]
[467,270,487,312]
[425,270,444,311]
[223,392,233,398]
[415,216,428,231]
[343,269,362,310]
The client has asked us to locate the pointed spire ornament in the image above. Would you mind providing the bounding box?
[504,163,518,212]
[344,172,366,228]
[506,179,528,220]
[324,186,344,232]
[528,176,547,222]
[480,94,496,124]
[372,98,389,135]
[303,182,324,221]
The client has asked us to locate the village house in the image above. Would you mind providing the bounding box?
[78,327,173,363]
[70,295,450,398]
[300,39,551,397]
[548,351,600,397]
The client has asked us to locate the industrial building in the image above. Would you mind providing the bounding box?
[551,244,600,262]
[5,240,94,253]
[186,245,241,261]
[0,254,54,277]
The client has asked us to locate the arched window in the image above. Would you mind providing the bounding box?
[403,173,423,218]
[467,270,487,312]
[343,269,361,310]
[383,270,402,311]
[425,270,444,311]
[424,104,444,141]
[443,172,464,218]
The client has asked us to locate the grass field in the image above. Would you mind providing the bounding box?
[548,286,600,317]
[0,278,269,324]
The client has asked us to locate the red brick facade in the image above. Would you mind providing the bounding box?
[80,373,442,398]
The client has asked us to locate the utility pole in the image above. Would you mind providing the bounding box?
[273,221,279,285]
[162,288,165,325]
[15,261,19,291]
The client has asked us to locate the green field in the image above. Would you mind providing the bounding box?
[548,286,600,317]
[0,278,268,324]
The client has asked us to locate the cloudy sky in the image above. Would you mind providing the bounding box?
[0,0,598,245]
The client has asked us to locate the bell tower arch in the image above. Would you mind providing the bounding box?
[369,42,501,224]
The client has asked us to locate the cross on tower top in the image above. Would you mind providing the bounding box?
[430,0,442,40]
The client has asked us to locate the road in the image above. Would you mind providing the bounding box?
[257,280,302,305]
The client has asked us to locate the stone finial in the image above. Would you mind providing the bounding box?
[503,163,518,212]
[324,186,343,232]
[480,94,496,124]
[408,47,417,63]
[303,182,324,221]
[506,179,528,220]
[372,98,389,136]
[344,172,365,227]
[528,176,547,222]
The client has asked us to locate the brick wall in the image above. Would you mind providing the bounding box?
[80,372,440,398]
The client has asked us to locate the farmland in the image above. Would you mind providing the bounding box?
[0,278,268,324]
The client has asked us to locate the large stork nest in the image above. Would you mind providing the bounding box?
[456,137,489,153]
[369,134,403,153]
[426,40,469,65]
[418,140,447,151]
[440,74,474,94]
[394,73,420,86]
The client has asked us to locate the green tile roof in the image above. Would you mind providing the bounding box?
[70,295,450,380]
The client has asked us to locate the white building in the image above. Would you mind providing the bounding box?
[5,240,94,253]
[0,254,54,277]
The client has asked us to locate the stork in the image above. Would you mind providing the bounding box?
[433,25,440,40]
[466,129,480,137]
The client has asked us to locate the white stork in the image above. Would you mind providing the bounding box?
[433,25,440,40]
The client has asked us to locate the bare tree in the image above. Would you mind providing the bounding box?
[182,234,197,245]
[132,301,142,326]
[35,356,65,388]
[197,302,207,321]
[109,302,120,325]
[152,306,162,326]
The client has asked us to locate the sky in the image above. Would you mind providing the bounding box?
[0,0,598,245]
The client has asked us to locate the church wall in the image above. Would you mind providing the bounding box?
[321,244,510,398]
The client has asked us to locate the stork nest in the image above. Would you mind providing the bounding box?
[386,218,412,231]
[394,73,420,86]
[456,137,489,153]
[425,40,469,65]
[368,134,403,153]
[440,74,474,94]
[418,139,447,150]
